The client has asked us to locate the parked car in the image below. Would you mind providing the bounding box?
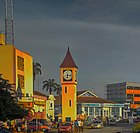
[108,119,117,126]
[58,122,73,133]
[0,127,12,133]
[85,120,104,129]
[30,118,53,128]
[27,122,51,132]
[16,121,26,131]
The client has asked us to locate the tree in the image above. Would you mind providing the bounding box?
[42,79,58,95]
[54,84,62,115]
[33,62,42,90]
[0,74,28,121]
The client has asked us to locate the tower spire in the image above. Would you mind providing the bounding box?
[60,47,78,68]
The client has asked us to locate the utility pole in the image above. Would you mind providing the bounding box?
[5,0,14,45]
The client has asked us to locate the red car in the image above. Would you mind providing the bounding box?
[58,122,73,133]
[27,122,51,132]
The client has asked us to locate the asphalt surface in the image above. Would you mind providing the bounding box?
[50,123,135,133]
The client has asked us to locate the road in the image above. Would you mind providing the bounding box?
[51,123,134,133]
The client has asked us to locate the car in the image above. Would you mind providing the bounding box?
[58,122,73,133]
[108,119,117,126]
[30,118,53,128]
[16,121,26,131]
[85,120,104,129]
[27,122,51,132]
[0,127,12,133]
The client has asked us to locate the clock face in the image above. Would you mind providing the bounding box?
[63,70,72,81]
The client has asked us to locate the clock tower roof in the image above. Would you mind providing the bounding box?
[60,47,78,68]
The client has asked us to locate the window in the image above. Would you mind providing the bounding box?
[89,107,94,115]
[66,117,71,122]
[84,107,88,114]
[127,94,133,99]
[134,101,140,104]
[65,87,67,93]
[135,94,140,97]
[69,100,71,107]
[17,56,24,71]
[18,74,24,89]
[50,103,53,107]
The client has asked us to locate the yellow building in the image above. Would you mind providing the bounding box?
[0,34,33,108]
[60,47,78,122]
[46,95,55,121]
[33,91,55,121]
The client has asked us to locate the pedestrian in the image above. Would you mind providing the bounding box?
[106,116,109,125]
[80,120,84,132]
[57,122,60,129]
[78,120,81,133]
[74,120,78,133]
[71,121,74,132]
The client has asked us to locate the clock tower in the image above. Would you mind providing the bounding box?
[60,47,78,122]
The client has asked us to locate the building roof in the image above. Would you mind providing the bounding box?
[77,97,115,104]
[107,82,140,87]
[60,47,78,68]
[34,91,47,97]
[54,90,115,104]
[77,90,98,98]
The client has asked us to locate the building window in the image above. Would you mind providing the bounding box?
[17,56,24,71]
[50,103,53,108]
[18,74,24,89]
[134,101,140,104]
[127,94,133,100]
[66,117,71,122]
[69,100,71,107]
[89,107,94,115]
[84,107,88,114]
[65,87,67,93]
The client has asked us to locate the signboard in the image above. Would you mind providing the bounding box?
[103,103,124,107]
[34,112,46,119]
[18,97,33,102]
[82,103,101,107]
[34,101,46,105]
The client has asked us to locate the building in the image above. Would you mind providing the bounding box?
[46,95,55,121]
[54,90,124,120]
[33,91,47,113]
[0,33,33,109]
[107,82,140,109]
[60,47,78,122]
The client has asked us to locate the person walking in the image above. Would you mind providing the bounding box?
[78,120,81,133]
[80,120,84,132]
[74,120,78,133]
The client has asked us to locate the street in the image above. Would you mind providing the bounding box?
[51,123,134,133]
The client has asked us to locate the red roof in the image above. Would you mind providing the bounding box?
[54,90,115,104]
[60,47,78,68]
[33,91,47,97]
[77,97,115,104]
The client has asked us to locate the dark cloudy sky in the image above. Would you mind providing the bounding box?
[1,0,140,98]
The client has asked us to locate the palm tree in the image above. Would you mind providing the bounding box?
[42,79,58,95]
[54,84,62,115]
[33,62,42,90]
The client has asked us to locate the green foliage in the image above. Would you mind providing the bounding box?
[132,122,140,133]
[0,89,28,121]
[43,79,58,95]
[0,74,28,121]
